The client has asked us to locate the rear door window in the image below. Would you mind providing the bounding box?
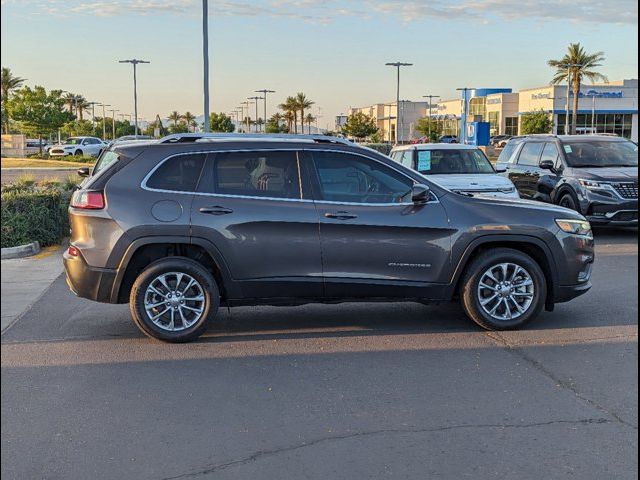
[146,154,206,192]
[210,151,301,199]
[540,142,560,166]
[517,142,544,166]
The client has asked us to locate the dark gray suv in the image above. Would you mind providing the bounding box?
[64,133,594,342]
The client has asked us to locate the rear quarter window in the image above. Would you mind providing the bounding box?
[146,154,206,192]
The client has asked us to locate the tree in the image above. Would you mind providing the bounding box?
[548,43,607,134]
[414,117,443,142]
[520,110,554,135]
[341,112,379,140]
[279,97,298,133]
[61,119,95,137]
[295,92,314,134]
[182,111,197,132]
[63,92,78,116]
[6,86,74,153]
[209,112,235,133]
[304,113,316,134]
[74,96,91,121]
[168,111,182,126]
[1,67,26,133]
[265,113,288,133]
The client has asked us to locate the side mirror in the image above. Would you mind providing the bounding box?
[495,164,507,173]
[77,167,90,178]
[539,159,555,171]
[412,184,430,204]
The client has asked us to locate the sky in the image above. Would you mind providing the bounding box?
[1,0,638,129]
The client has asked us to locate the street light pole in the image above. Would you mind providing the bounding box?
[241,101,251,132]
[385,62,413,144]
[202,0,210,132]
[591,94,596,133]
[255,89,275,132]
[422,94,440,141]
[99,103,111,140]
[109,108,119,140]
[118,58,150,136]
[456,88,472,144]
[247,96,264,133]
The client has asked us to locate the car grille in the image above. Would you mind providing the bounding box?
[612,183,638,199]
[612,211,638,222]
[50,149,65,154]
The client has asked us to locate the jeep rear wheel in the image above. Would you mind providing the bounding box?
[461,248,546,330]
[129,257,219,342]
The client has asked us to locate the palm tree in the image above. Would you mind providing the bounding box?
[295,93,314,135]
[1,67,26,133]
[1,67,25,103]
[63,92,78,115]
[168,110,182,126]
[279,96,298,133]
[548,43,607,134]
[282,111,295,133]
[182,111,196,132]
[305,113,316,134]
[75,95,91,121]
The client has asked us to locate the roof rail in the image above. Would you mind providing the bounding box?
[158,133,354,146]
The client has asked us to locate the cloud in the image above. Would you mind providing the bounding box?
[12,0,640,25]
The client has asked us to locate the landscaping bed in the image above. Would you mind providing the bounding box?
[1,176,79,248]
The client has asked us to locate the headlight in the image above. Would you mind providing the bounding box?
[556,219,593,237]
[498,187,515,193]
[578,179,616,193]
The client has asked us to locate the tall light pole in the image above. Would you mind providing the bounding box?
[109,108,119,140]
[202,0,210,132]
[255,89,275,132]
[247,96,263,132]
[87,101,98,128]
[456,88,472,144]
[118,58,150,136]
[99,103,111,140]
[422,94,440,141]
[241,100,252,132]
[385,62,413,144]
[590,93,597,133]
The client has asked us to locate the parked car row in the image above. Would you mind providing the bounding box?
[64,133,607,342]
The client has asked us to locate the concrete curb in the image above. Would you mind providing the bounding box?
[1,241,41,259]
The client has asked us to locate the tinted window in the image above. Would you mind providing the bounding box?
[312,151,413,204]
[540,142,560,165]
[417,149,494,175]
[517,142,544,166]
[213,151,300,199]
[562,140,638,167]
[497,138,523,164]
[147,154,206,192]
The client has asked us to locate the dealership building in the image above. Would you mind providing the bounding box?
[431,79,638,142]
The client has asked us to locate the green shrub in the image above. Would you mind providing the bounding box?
[1,185,72,248]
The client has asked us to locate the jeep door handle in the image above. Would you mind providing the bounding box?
[199,206,233,215]
[324,211,358,220]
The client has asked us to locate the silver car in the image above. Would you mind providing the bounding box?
[390,144,520,198]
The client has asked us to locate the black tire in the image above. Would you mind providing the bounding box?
[461,248,547,330]
[558,191,579,212]
[74,149,83,156]
[129,257,219,342]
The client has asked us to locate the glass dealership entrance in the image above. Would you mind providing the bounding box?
[556,113,634,138]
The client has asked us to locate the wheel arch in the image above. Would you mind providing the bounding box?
[450,235,559,311]
[111,236,236,303]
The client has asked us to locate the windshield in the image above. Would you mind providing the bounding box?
[497,138,523,164]
[563,140,638,168]
[417,149,495,175]
[63,138,83,145]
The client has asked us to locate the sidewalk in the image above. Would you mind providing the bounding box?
[1,246,64,333]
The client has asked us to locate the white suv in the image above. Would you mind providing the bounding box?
[48,137,107,157]
[390,144,520,199]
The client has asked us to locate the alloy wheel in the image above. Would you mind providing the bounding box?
[143,272,206,332]
[477,263,535,321]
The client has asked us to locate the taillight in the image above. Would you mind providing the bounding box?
[67,246,80,257]
[71,190,105,210]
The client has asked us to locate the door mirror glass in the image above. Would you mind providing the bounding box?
[77,167,90,178]
[495,164,507,173]
[411,184,430,204]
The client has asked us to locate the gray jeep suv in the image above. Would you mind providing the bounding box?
[64,133,594,342]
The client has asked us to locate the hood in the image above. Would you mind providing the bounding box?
[426,174,515,192]
[570,166,638,183]
[467,194,582,218]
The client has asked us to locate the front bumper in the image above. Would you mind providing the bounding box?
[580,189,638,226]
[49,149,73,156]
[63,249,118,303]
[555,281,593,303]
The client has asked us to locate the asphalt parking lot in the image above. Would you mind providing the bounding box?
[1,228,637,479]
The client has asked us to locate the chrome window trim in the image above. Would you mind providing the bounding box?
[140,147,440,206]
